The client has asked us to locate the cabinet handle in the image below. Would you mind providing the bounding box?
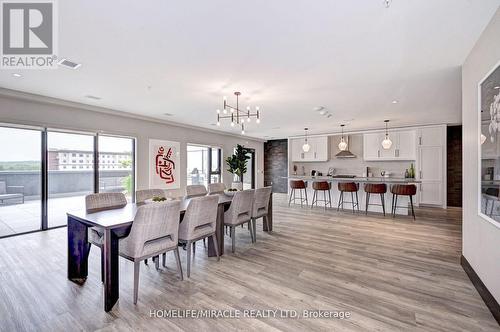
[420,184,422,192]
[419,137,422,145]
[378,150,380,158]
[301,153,304,159]
[420,170,422,179]
[395,149,399,157]
[314,152,317,159]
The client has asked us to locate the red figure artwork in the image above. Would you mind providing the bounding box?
[155,146,175,184]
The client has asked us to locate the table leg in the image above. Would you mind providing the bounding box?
[263,193,273,232]
[67,216,90,284]
[103,228,119,312]
[208,204,224,257]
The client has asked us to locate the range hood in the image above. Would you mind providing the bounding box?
[335,136,356,158]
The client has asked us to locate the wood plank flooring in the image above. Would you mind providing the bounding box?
[0,194,498,331]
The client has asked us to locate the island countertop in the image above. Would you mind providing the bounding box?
[284,175,421,184]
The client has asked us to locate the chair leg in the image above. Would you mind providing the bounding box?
[381,193,386,216]
[211,235,220,261]
[300,189,303,207]
[231,226,236,253]
[288,189,294,206]
[162,252,166,267]
[253,218,257,243]
[174,247,183,280]
[337,191,343,211]
[144,259,148,266]
[101,248,104,283]
[133,262,140,304]
[356,191,359,212]
[305,189,308,205]
[365,192,370,215]
[154,256,160,270]
[248,220,254,243]
[391,194,395,216]
[393,195,398,218]
[192,242,196,255]
[351,192,355,213]
[264,215,269,232]
[311,190,316,209]
[186,241,192,278]
[328,189,332,208]
[203,238,206,247]
[410,195,415,220]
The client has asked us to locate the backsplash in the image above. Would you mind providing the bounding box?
[289,134,415,178]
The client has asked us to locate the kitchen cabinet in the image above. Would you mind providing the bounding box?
[363,130,416,161]
[290,136,329,162]
[416,126,446,207]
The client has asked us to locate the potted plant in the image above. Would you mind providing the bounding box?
[225,144,250,191]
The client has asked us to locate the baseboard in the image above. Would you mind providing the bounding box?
[461,255,500,325]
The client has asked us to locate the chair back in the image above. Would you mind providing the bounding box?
[186,185,208,198]
[136,189,165,204]
[338,182,359,192]
[226,189,254,225]
[120,201,181,259]
[85,192,127,212]
[312,181,331,191]
[364,183,387,194]
[252,186,272,218]
[208,182,226,195]
[178,195,218,241]
[0,181,6,194]
[391,184,417,196]
[290,180,306,189]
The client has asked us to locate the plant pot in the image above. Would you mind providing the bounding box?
[231,182,243,191]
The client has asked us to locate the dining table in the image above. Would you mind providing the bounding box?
[66,192,273,312]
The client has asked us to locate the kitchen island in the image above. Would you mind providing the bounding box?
[285,175,421,215]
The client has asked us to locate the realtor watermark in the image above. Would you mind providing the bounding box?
[1,0,58,69]
[149,309,352,320]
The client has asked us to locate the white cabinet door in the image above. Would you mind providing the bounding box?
[419,145,443,205]
[311,136,329,161]
[290,139,305,162]
[418,127,444,146]
[363,133,381,160]
[396,131,416,160]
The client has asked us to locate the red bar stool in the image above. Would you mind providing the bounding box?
[390,184,417,220]
[337,182,359,213]
[364,183,387,216]
[289,180,308,207]
[311,181,332,210]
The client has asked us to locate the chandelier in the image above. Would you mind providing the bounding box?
[487,90,500,143]
[216,91,260,135]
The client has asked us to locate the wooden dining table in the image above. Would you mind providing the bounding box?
[67,193,273,312]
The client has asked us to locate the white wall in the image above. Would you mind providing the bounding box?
[0,92,264,196]
[462,8,500,303]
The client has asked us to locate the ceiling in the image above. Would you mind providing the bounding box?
[1,0,499,139]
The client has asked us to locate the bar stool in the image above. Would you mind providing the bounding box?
[311,181,332,210]
[337,182,359,213]
[289,180,308,207]
[391,184,417,220]
[364,183,387,216]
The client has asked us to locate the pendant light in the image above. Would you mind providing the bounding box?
[381,120,393,150]
[338,124,348,151]
[302,128,311,152]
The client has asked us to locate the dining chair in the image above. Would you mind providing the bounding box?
[186,185,208,198]
[85,192,127,281]
[136,189,165,204]
[208,182,226,195]
[251,186,272,243]
[119,201,182,304]
[178,195,219,277]
[224,189,255,253]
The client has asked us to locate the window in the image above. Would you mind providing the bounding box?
[0,126,42,237]
[48,131,95,228]
[187,145,222,187]
[98,135,135,201]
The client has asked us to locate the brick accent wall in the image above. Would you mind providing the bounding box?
[447,125,462,207]
[264,139,288,193]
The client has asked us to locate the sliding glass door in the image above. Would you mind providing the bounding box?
[0,126,42,237]
[98,135,135,201]
[187,145,222,187]
[47,131,95,228]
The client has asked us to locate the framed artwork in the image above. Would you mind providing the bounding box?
[478,61,500,225]
[149,139,180,189]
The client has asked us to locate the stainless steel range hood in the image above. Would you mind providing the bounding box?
[335,136,356,158]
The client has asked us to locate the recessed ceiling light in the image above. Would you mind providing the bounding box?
[314,106,325,112]
[392,100,398,104]
[58,58,81,69]
[12,73,22,78]
[85,95,101,100]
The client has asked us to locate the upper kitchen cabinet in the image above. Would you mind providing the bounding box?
[290,136,329,162]
[363,130,416,161]
[417,127,444,146]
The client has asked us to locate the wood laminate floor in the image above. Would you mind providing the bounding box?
[0,194,498,331]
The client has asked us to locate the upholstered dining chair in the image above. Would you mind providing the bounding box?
[136,189,165,204]
[224,189,255,253]
[119,201,182,304]
[178,195,219,277]
[186,185,208,198]
[85,192,127,280]
[208,182,226,195]
[251,186,272,243]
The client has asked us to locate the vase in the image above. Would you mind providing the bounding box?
[231,182,243,191]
